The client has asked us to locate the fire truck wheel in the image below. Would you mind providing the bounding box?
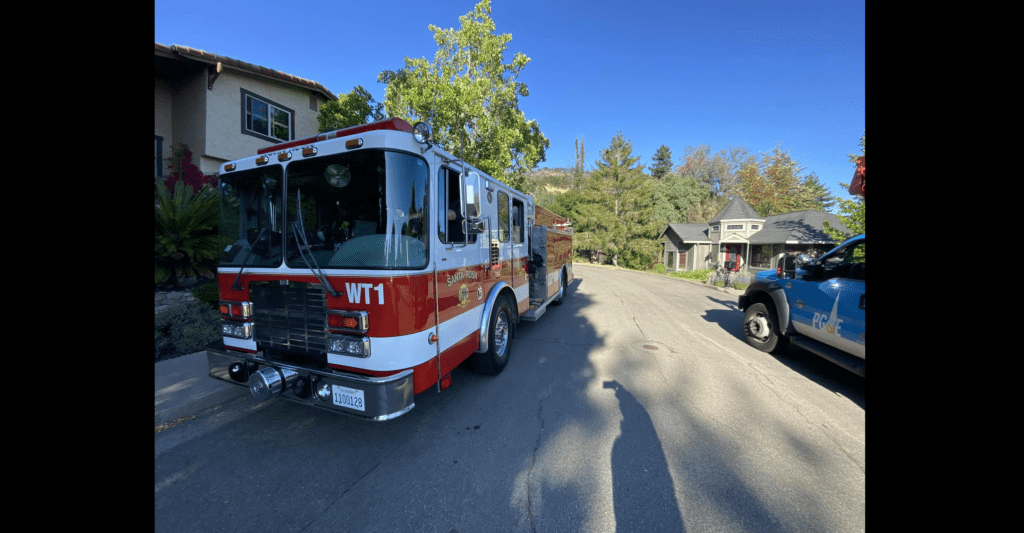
[473,296,513,375]
[551,269,567,306]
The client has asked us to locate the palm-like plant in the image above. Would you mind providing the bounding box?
[155,179,220,287]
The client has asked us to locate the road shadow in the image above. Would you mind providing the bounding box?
[156,271,610,533]
[604,380,686,532]
[701,296,864,409]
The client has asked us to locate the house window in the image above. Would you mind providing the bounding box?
[241,89,293,142]
[726,224,743,230]
[712,225,720,232]
[751,244,773,269]
[751,225,759,230]
[155,135,163,177]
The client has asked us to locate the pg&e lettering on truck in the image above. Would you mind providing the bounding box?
[207,118,574,420]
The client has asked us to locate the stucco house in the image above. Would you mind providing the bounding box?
[155,43,338,177]
[659,196,852,273]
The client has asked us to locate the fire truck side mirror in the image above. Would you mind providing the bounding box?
[466,217,486,235]
[462,172,483,237]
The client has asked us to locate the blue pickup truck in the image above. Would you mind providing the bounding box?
[738,235,865,376]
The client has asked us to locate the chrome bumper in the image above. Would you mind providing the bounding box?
[206,345,415,421]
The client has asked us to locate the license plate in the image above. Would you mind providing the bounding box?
[332,385,365,412]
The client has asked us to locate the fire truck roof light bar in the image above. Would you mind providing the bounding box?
[256,117,415,155]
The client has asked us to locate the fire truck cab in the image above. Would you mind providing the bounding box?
[206,118,573,420]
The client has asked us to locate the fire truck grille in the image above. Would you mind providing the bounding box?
[250,281,328,355]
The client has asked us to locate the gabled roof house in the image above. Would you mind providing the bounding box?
[659,196,851,272]
[155,43,338,177]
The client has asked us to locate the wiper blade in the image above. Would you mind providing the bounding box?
[291,190,340,297]
[232,227,267,291]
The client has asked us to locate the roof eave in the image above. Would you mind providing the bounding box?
[160,43,338,102]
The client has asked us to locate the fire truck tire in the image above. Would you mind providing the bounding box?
[473,296,513,375]
[551,269,567,306]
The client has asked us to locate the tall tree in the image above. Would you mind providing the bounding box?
[794,174,836,212]
[650,145,673,180]
[676,144,752,222]
[572,137,586,190]
[377,0,548,191]
[653,173,710,226]
[738,145,809,217]
[316,86,385,132]
[580,132,660,269]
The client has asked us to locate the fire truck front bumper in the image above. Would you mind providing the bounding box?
[206,345,415,421]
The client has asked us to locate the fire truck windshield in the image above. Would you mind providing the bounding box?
[218,149,430,271]
[219,165,284,269]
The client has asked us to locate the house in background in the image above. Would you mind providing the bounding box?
[659,196,852,273]
[155,43,337,177]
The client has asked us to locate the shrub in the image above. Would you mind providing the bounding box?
[190,279,220,309]
[652,264,667,274]
[164,144,219,196]
[155,179,221,288]
[155,300,220,360]
[728,275,751,290]
[669,268,712,282]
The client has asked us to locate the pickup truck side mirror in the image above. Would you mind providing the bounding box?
[795,254,817,278]
[778,254,815,279]
[778,256,797,279]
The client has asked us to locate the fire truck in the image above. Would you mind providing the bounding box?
[206,117,573,420]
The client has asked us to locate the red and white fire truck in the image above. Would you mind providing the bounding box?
[207,117,573,420]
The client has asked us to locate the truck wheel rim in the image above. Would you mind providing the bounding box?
[746,315,771,343]
[494,310,509,357]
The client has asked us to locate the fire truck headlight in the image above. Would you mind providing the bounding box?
[328,335,370,358]
[221,321,252,340]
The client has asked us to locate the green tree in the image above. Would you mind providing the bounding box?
[377,0,548,191]
[738,145,815,217]
[317,85,385,132]
[653,172,710,226]
[794,174,836,212]
[571,137,587,190]
[676,144,752,222]
[823,189,864,242]
[581,132,660,269]
[650,144,673,180]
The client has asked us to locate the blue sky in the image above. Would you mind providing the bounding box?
[155,0,864,205]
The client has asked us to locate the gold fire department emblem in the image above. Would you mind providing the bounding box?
[458,284,470,308]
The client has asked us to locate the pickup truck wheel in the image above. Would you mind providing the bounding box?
[472,296,513,375]
[744,303,789,354]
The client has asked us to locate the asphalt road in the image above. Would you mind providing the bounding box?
[155,263,865,532]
